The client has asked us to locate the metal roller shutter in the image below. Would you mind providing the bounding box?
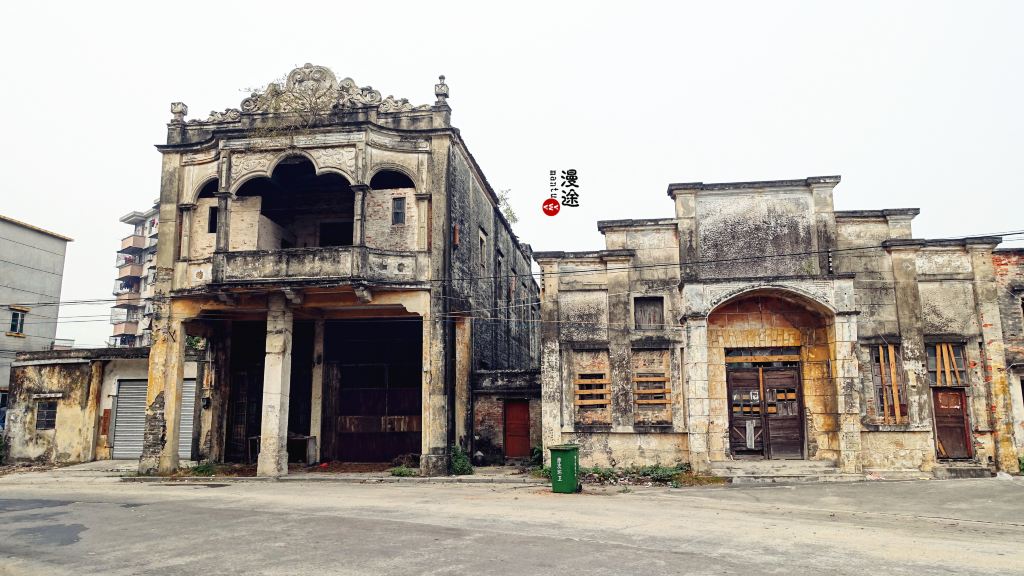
[111,379,196,461]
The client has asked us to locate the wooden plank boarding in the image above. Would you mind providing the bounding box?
[887,344,902,423]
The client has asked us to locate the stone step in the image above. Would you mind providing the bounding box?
[710,459,839,477]
[729,473,864,485]
[931,464,993,480]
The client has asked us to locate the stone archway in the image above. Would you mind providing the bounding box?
[706,290,836,462]
[681,285,862,473]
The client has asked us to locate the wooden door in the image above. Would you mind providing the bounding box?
[728,367,803,459]
[933,388,971,459]
[504,400,531,459]
[763,368,803,459]
[728,369,765,457]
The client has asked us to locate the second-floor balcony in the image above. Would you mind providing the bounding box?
[119,234,146,253]
[116,263,144,280]
[212,246,428,286]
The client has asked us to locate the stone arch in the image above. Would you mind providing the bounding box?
[705,287,840,464]
[368,164,418,189]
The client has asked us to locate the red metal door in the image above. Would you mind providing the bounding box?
[504,400,531,459]
[933,388,971,459]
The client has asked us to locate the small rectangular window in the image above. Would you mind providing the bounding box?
[392,197,406,225]
[207,206,218,233]
[871,344,907,424]
[634,297,665,330]
[36,401,57,430]
[9,310,26,334]
[479,230,487,269]
[927,343,968,387]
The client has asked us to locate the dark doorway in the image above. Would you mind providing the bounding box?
[225,321,266,463]
[321,318,422,462]
[933,388,971,459]
[727,367,803,459]
[503,400,530,459]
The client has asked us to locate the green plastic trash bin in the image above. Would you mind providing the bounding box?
[549,444,580,493]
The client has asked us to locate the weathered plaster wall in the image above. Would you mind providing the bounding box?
[7,362,92,463]
[695,191,818,278]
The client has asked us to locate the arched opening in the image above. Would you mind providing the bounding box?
[197,178,218,199]
[236,156,354,249]
[706,289,837,462]
[370,169,414,190]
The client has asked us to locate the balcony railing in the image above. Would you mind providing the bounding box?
[119,234,146,253]
[213,246,428,285]
[116,263,144,280]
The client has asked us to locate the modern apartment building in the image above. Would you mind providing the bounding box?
[110,203,159,347]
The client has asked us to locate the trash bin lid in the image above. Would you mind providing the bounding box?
[548,444,580,451]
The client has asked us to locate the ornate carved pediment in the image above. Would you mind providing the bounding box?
[237,63,428,116]
[174,64,438,125]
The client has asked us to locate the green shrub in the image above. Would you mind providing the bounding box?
[451,445,473,475]
[530,446,544,467]
[0,434,7,465]
[530,467,551,479]
[389,466,418,477]
[188,462,216,477]
[1019,456,1024,475]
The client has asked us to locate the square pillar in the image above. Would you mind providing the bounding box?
[257,293,293,477]
[351,184,368,246]
[833,311,863,473]
[139,312,188,475]
[309,319,325,462]
[683,317,711,472]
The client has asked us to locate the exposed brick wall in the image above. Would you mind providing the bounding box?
[363,187,417,251]
[993,251,1024,365]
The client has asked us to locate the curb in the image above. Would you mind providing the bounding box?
[121,475,547,486]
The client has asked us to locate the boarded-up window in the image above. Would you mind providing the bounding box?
[634,297,664,330]
[633,349,671,425]
[573,350,610,425]
[871,344,908,424]
[927,343,968,387]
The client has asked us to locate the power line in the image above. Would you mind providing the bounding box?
[2,228,1021,309]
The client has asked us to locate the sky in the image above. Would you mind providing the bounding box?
[0,1,1021,347]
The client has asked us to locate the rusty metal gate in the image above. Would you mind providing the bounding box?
[727,367,803,459]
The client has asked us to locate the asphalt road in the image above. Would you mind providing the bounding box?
[1,477,1023,575]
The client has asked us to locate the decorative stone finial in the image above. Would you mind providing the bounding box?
[170,102,188,124]
[434,75,449,104]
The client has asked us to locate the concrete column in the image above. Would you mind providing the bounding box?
[309,319,325,461]
[605,255,632,429]
[537,261,562,466]
[887,242,929,427]
[178,203,196,261]
[833,312,863,473]
[351,184,369,246]
[214,193,231,253]
[83,360,105,462]
[139,311,188,475]
[968,243,1020,472]
[421,303,449,476]
[671,190,697,281]
[257,293,293,477]
[683,318,711,472]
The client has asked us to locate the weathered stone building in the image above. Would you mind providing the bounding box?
[536,176,1023,477]
[139,64,539,476]
[5,348,199,464]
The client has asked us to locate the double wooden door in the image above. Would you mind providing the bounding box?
[728,367,803,459]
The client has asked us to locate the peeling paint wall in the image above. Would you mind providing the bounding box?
[6,362,92,463]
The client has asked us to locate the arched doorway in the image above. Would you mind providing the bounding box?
[707,289,837,461]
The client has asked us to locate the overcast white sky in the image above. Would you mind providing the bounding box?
[0,1,1021,347]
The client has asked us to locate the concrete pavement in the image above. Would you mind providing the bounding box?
[1,476,1022,575]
